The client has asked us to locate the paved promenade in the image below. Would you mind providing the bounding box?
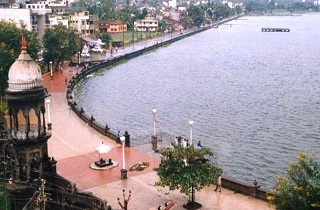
[42,42,275,209]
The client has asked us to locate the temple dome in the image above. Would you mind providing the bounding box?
[7,34,42,92]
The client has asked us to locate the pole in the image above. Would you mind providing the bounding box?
[122,140,125,169]
[123,26,125,47]
[120,136,127,179]
[49,61,53,80]
[152,109,157,136]
[189,120,194,145]
[46,99,52,130]
[78,51,80,65]
[120,136,125,169]
[46,100,51,123]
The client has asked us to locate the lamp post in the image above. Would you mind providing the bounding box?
[46,99,52,130]
[152,108,157,136]
[49,61,53,80]
[151,108,158,152]
[122,26,125,48]
[189,120,194,145]
[120,136,127,179]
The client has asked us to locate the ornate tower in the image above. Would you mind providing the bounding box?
[5,33,52,209]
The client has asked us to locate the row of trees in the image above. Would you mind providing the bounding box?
[244,0,319,13]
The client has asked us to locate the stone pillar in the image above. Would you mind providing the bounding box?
[151,135,158,152]
[124,131,130,147]
[50,157,57,174]
[120,169,127,179]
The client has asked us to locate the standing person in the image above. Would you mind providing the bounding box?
[214,174,222,192]
[116,131,121,143]
[197,140,202,148]
[183,139,187,147]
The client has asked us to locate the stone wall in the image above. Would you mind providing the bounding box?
[222,176,274,201]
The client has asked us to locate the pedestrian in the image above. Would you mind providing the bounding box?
[183,139,187,147]
[214,174,222,192]
[178,136,182,146]
[174,137,178,145]
[116,131,120,143]
[197,140,202,148]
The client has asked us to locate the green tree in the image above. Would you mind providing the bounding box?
[155,144,222,209]
[100,33,112,49]
[268,152,320,210]
[187,5,205,27]
[42,23,79,70]
[158,20,167,33]
[0,20,39,96]
[99,0,116,20]
[139,8,148,19]
[213,4,232,20]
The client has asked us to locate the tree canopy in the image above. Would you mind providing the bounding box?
[42,23,79,70]
[187,5,206,28]
[155,144,222,204]
[0,20,39,96]
[269,152,320,210]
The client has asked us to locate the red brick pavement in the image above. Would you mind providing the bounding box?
[42,64,161,190]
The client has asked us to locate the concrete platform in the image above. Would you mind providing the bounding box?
[42,48,275,210]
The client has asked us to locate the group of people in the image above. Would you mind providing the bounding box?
[173,136,203,149]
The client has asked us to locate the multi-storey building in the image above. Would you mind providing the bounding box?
[134,17,158,32]
[69,11,99,36]
[99,19,127,33]
[0,2,51,45]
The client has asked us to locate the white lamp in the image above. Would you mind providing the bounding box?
[152,108,157,136]
[189,120,194,145]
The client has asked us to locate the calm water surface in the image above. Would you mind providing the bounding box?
[75,14,320,189]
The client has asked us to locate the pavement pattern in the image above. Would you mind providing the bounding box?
[42,47,275,210]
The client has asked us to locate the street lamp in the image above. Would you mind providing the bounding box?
[49,61,53,80]
[152,108,157,136]
[120,136,127,179]
[46,98,52,130]
[189,120,194,145]
[78,51,80,67]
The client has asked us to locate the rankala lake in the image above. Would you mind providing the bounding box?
[74,14,320,189]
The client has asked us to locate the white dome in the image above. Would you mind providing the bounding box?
[7,50,42,91]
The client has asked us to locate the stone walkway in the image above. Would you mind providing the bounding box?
[42,41,275,210]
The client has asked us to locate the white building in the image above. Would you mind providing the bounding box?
[0,9,32,31]
[49,16,69,28]
[168,0,176,8]
[0,6,51,44]
[134,17,158,32]
[69,11,99,36]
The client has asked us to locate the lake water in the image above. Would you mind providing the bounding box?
[74,14,320,189]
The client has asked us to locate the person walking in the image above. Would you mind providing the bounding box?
[116,131,121,143]
[214,174,222,192]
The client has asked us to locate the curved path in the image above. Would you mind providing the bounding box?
[42,41,274,209]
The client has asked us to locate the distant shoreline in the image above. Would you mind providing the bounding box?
[247,10,317,16]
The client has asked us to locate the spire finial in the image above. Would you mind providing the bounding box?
[21,32,27,51]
